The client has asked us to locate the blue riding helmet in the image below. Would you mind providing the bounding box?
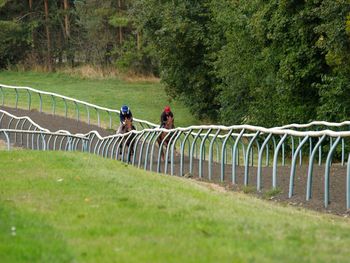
[121,105,129,115]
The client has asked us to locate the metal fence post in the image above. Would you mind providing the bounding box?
[244,131,260,186]
[220,129,234,182]
[257,133,272,191]
[306,135,326,200]
[288,136,310,197]
[272,133,288,189]
[324,136,341,208]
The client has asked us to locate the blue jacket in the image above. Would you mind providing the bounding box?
[120,110,133,123]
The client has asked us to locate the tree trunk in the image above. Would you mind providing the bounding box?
[137,31,141,50]
[29,0,37,64]
[63,0,70,38]
[58,30,63,65]
[63,0,74,66]
[44,0,52,71]
[118,0,123,44]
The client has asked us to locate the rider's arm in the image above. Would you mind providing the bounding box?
[120,112,125,123]
[160,112,165,124]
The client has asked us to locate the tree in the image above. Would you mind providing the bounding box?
[212,0,350,126]
[133,0,219,120]
[43,0,52,71]
[0,0,31,68]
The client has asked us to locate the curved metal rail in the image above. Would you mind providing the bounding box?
[1,108,350,209]
[0,83,158,130]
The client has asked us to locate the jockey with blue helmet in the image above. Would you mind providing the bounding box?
[117,105,133,133]
[120,105,133,123]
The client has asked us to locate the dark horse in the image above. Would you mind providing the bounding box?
[119,117,136,162]
[157,116,175,161]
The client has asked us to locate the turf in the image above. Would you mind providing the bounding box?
[0,71,201,128]
[1,150,350,263]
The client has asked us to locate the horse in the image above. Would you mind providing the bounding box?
[119,117,136,161]
[157,116,175,161]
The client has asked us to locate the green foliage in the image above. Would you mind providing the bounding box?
[114,38,158,75]
[0,0,8,8]
[0,20,30,68]
[0,0,153,71]
[210,0,350,126]
[264,188,282,199]
[0,1,31,69]
[75,1,119,65]
[72,0,158,72]
[313,0,350,121]
[133,0,220,120]
[242,186,256,194]
[134,0,350,126]
[2,0,350,126]
[109,14,129,27]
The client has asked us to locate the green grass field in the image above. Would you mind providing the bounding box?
[1,150,350,263]
[0,71,201,128]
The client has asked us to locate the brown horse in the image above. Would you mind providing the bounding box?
[157,116,175,161]
[120,117,134,133]
[119,117,136,161]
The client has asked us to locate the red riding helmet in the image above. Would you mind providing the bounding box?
[164,106,171,113]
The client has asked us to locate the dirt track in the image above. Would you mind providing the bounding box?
[1,105,349,216]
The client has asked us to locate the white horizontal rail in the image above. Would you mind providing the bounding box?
[273,120,350,130]
[3,108,350,140]
[0,109,50,132]
[2,83,350,134]
[0,83,158,128]
[2,109,350,209]
[0,128,87,139]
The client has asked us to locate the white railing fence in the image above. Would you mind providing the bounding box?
[0,83,158,130]
[1,108,350,209]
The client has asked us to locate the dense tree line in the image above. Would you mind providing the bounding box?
[1,0,350,126]
[134,0,350,126]
[0,0,156,73]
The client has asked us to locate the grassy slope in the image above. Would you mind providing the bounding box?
[0,71,201,127]
[1,150,350,263]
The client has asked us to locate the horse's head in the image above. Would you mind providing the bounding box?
[123,117,133,132]
[158,115,175,161]
[165,116,174,129]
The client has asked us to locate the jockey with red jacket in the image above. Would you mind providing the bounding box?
[160,106,174,128]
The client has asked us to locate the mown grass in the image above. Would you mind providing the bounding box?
[1,150,350,263]
[0,71,201,128]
